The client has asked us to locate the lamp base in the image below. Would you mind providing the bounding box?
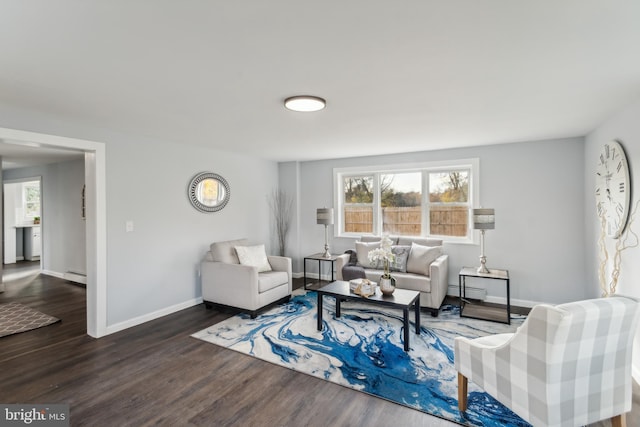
[322,245,331,258]
[477,255,489,274]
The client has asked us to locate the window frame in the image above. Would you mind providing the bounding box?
[334,159,480,244]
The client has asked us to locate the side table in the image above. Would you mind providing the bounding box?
[303,253,340,290]
[459,267,510,324]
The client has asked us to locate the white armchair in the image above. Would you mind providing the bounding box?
[201,238,292,318]
[455,295,640,427]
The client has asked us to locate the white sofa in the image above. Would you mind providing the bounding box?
[201,238,292,318]
[335,236,449,316]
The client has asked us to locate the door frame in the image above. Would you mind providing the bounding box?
[0,126,107,337]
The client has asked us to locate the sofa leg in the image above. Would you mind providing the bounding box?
[204,302,213,310]
[431,308,439,317]
[250,311,257,319]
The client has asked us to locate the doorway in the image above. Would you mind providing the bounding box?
[0,126,106,337]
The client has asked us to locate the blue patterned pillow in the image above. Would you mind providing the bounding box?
[389,245,410,273]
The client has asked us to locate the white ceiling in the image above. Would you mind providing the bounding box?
[1,1,639,164]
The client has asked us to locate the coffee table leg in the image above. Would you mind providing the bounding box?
[317,293,323,331]
[403,307,410,351]
[336,297,341,318]
[415,294,420,334]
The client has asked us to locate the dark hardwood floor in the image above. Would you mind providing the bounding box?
[1,269,637,426]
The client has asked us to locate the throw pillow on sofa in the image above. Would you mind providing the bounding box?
[390,245,410,273]
[235,244,272,273]
[406,242,442,276]
[355,240,382,269]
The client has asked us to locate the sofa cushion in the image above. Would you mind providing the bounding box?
[406,242,442,276]
[210,238,249,264]
[355,240,382,268]
[389,245,410,273]
[390,272,432,293]
[235,244,272,272]
[258,270,288,293]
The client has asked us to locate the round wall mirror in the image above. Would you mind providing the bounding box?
[188,172,231,213]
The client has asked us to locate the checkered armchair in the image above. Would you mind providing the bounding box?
[455,296,640,427]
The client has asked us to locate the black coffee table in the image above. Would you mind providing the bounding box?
[316,280,421,351]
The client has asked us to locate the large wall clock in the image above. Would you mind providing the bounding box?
[595,140,631,239]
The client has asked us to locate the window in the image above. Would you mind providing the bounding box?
[335,160,478,242]
[22,181,41,220]
[428,171,469,237]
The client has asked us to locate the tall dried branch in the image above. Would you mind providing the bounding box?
[268,190,293,257]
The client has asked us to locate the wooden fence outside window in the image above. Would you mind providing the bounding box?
[344,205,468,237]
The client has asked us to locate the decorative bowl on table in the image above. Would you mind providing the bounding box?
[349,278,377,297]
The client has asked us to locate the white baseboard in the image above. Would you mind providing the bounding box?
[447,284,487,301]
[447,283,539,308]
[64,271,87,285]
[41,269,64,279]
[105,297,204,335]
[302,272,335,281]
[484,295,541,308]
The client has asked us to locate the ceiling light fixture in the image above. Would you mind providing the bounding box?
[284,95,326,112]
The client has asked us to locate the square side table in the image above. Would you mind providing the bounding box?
[459,267,510,324]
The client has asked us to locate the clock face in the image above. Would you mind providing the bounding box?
[595,140,631,238]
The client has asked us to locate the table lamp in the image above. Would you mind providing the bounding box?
[317,208,334,258]
[473,208,495,274]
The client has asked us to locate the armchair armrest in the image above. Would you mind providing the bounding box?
[335,253,351,280]
[429,254,449,307]
[267,255,291,272]
[201,261,259,308]
[268,256,293,292]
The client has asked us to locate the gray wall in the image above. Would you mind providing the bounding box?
[285,137,587,306]
[4,159,87,276]
[0,105,279,328]
[584,98,640,378]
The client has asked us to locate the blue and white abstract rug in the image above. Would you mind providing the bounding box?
[192,290,530,427]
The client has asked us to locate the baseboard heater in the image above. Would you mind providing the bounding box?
[64,271,87,285]
[447,284,487,301]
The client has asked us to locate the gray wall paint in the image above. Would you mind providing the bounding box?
[585,98,640,377]
[4,159,87,276]
[285,137,587,305]
[105,136,278,325]
[0,105,279,327]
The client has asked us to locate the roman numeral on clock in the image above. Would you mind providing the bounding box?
[620,182,625,192]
